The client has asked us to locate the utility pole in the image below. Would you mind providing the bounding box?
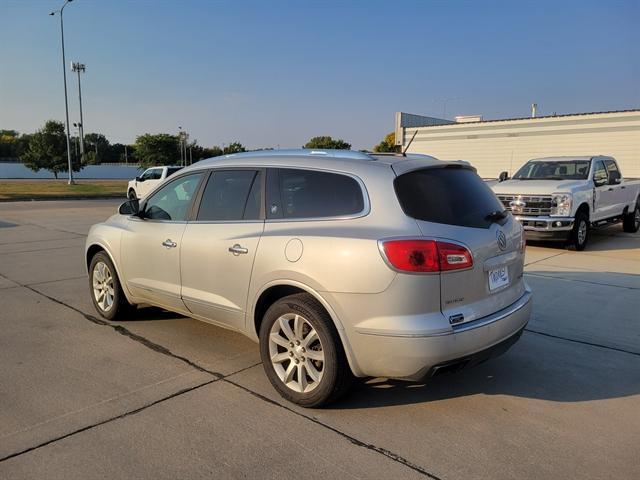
[50,0,75,184]
[72,62,86,163]
[124,144,128,164]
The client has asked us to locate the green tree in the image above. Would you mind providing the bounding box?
[134,133,180,167]
[303,136,351,150]
[190,143,223,162]
[22,120,81,179]
[373,132,397,153]
[84,133,111,164]
[223,142,246,154]
[0,130,21,159]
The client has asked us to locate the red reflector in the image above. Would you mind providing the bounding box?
[381,239,473,273]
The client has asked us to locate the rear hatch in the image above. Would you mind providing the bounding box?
[393,164,526,325]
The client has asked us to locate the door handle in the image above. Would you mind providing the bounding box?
[607,188,614,191]
[621,186,626,189]
[162,239,177,249]
[228,244,249,255]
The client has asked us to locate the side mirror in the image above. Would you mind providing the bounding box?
[594,177,607,187]
[118,199,140,216]
[135,176,144,182]
[609,171,621,184]
[498,171,509,182]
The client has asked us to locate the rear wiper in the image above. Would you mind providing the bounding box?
[485,210,508,223]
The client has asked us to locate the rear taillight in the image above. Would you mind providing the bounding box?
[437,241,474,271]
[381,239,473,273]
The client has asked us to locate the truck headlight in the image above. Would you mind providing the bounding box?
[551,193,572,216]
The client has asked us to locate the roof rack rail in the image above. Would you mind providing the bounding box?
[223,149,375,161]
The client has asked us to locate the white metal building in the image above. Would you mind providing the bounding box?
[395,109,640,178]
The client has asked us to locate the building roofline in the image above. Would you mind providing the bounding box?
[402,108,640,128]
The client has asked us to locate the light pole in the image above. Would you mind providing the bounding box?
[72,62,86,164]
[50,0,75,184]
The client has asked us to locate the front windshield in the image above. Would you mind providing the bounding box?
[513,160,591,180]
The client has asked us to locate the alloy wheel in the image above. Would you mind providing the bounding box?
[268,313,324,393]
[92,261,114,312]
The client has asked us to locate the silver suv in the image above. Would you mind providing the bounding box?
[86,149,532,406]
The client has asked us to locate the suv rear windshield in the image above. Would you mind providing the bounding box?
[394,166,504,229]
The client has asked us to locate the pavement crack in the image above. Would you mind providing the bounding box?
[0,271,223,377]
[222,377,442,479]
[524,328,640,356]
[0,361,263,464]
[524,251,566,267]
[0,377,218,463]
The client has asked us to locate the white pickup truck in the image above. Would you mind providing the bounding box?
[127,166,182,200]
[491,156,640,250]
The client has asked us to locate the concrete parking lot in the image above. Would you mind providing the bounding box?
[0,199,638,479]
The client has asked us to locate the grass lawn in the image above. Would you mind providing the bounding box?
[0,180,128,201]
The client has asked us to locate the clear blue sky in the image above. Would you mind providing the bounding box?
[1,0,638,150]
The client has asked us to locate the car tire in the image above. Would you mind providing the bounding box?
[622,198,640,233]
[89,251,134,321]
[567,211,589,251]
[259,293,354,407]
[128,189,137,201]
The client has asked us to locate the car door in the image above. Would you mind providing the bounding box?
[604,159,626,216]
[592,159,616,221]
[180,169,265,331]
[121,172,205,311]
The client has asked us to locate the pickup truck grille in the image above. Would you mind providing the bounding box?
[497,194,553,216]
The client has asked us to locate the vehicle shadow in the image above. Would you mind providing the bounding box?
[329,336,640,409]
[526,224,639,252]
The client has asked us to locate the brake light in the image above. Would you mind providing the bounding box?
[381,239,473,273]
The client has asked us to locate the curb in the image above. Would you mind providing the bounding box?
[0,195,126,203]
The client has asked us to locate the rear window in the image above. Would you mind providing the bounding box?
[394,167,504,229]
[267,169,364,219]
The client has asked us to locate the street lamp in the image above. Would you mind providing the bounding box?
[50,0,75,185]
[72,62,86,164]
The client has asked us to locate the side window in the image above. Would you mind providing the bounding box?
[140,169,154,180]
[268,168,365,219]
[144,173,204,221]
[151,168,163,180]
[604,160,620,184]
[196,170,261,221]
[593,161,608,186]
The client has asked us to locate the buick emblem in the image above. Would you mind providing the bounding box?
[496,230,507,251]
[509,197,526,214]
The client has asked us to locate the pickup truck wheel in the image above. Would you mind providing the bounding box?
[622,199,640,233]
[128,189,137,200]
[568,212,589,251]
[259,293,353,407]
[89,252,134,320]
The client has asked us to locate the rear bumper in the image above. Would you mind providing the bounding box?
[348,288,532,379]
